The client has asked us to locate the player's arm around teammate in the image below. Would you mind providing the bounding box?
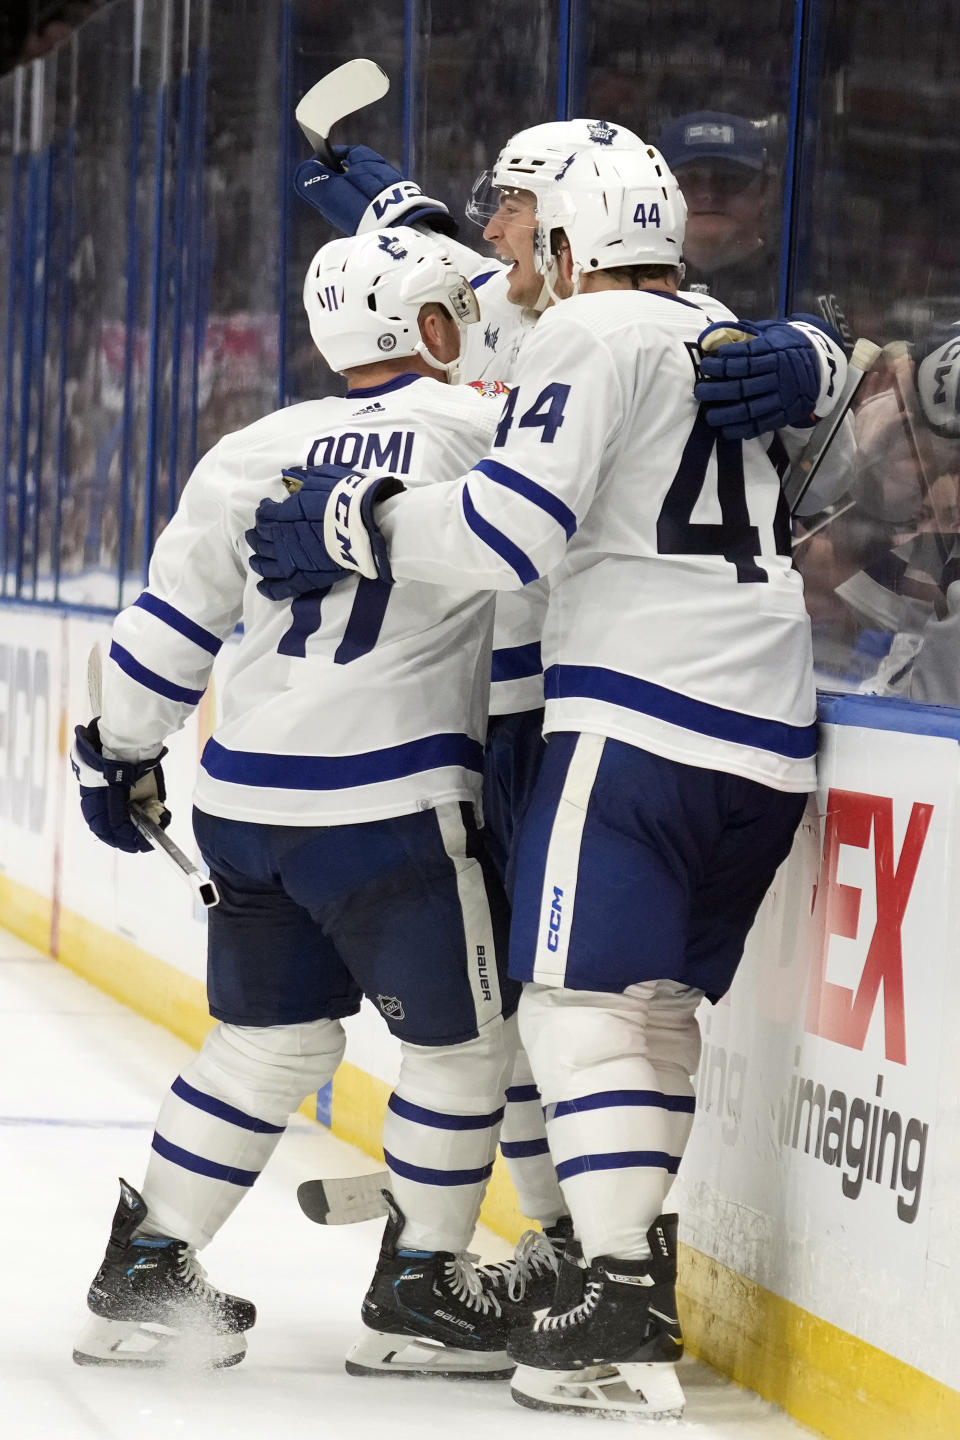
[249,145,847,1421]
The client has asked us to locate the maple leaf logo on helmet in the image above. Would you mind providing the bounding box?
[587,119,618,146]
[377,233,408,261]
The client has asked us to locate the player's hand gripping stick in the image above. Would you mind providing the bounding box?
[82,645,219,907]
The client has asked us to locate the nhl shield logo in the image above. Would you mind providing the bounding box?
[587,119,618,146]
[377,994,405,1020]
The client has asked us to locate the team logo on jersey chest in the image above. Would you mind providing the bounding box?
[377,994,405,1019]
[588,120,618,146]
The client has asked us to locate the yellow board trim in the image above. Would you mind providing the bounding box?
[3,873,959,1439]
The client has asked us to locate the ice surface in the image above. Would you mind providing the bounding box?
[0,928,815,1440]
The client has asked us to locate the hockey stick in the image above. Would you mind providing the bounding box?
[298,1171,391,1225]
[295,59,390,165]
[782,337,882,514]
[86,644,220,909]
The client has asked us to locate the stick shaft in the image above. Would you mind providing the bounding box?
[130,806,220,908]
[782,338,881,513]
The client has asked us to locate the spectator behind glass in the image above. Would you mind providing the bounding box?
[656,110,779,319]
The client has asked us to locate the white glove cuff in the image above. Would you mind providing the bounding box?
[323,472,384,579]
[789,320,848,419]
[357,181,452,234]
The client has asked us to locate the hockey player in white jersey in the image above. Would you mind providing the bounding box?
[294,117,850,1318]
[69,228,537,1376]
[248,143,847,1418]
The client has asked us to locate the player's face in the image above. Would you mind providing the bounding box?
[676,162,767,271]
[483,189,542,307]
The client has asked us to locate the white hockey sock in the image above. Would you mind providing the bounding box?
[140,1019,345,1249]
[520,982,701,1262]
[498,1016,566,1226]
[384,1022,511,1254]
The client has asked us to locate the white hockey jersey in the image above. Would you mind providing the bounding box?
[444,238,786,720]
[443,241,551,716]
[98,375,500,825]
[380,288,819,793]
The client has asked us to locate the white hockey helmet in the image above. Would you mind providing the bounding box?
[916,324,960,438]
[534,144,686,282]
[466,118,646,227]
[302,226,480,376]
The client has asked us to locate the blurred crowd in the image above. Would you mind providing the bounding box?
[0,1,108,76]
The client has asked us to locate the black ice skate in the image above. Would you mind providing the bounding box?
[345,1191,534,1379]
[507,1214,686,1420]
[477,1216,577,1313]
[73,1179,255,1368]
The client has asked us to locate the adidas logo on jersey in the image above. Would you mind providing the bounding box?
[353,401,386,416]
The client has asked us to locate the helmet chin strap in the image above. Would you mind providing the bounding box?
[537,250,580,306]
[415,339,462,386]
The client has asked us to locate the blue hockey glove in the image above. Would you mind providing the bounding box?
[696,314,845,440]
[294,144,457,238]
[248,463,405,600]
[71,719,169,854]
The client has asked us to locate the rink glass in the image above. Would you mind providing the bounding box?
[1,0,958,708]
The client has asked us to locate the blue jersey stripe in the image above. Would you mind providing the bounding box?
[473,457,577,539]
[134,592,223,656]
[470,270,498,290]
[383,1147,494,1187]
[387,1093,504,1131]
[201,732,483,791]
[505,1082,541,1104]
[462,486,538,585]
[500,1138,551,1159]
[347,372,421,399]
[109,642,205,706]
[646,287,702,310]
[492,642,542,683]
[150,1132,260,1186]
[545,663,817,760]
[555,1149,680,1181]
[171,1075,285,1134]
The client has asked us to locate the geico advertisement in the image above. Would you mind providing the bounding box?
[0,610,61,890]
[682,721,953,1269]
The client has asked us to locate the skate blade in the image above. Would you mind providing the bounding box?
[73,1314,247,1369]
[346,1329,513,1380]
[511,1360,685,1420]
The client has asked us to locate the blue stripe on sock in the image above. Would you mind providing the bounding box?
[505,1083,541,1104]
[383,1147,494,1187]
[500,1138,551,1159]
[388,1093,504,1130]
[546,1090,696,1121]
[150,1132,260,1187]
[171,1075,285,1134]
[555,1150,680,1181]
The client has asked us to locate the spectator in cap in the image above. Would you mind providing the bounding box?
[656,110,779,318]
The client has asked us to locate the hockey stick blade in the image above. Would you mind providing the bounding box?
[298,1172,391,1225]
[295,59,390,159]
[783,336,881,513]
